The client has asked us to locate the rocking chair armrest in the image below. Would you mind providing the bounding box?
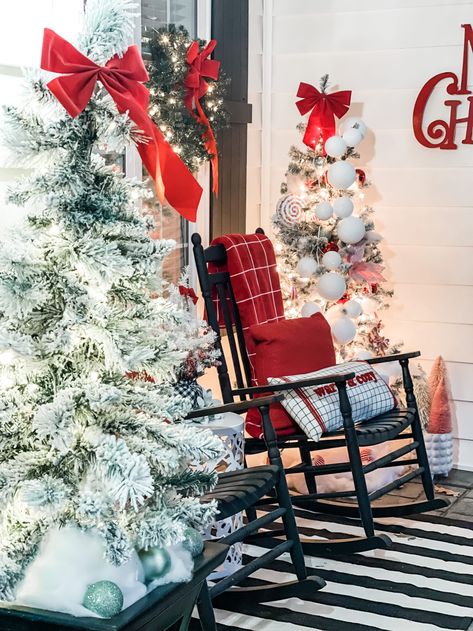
[184,394,284,420]
[231,371,356,397]
[366,351,421,365]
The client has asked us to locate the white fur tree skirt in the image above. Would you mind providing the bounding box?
[14,527,193,618]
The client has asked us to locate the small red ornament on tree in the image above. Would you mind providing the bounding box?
[323,242,339,253]
[356,169,366,186]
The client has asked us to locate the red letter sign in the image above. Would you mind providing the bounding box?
[413,24,473,149]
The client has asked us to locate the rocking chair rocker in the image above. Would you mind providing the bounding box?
[192,230,449,556]
[185,397,324,630]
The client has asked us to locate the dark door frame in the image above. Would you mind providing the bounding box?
[210,0,252,238]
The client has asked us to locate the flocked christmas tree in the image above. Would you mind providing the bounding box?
[0,0,223,607]
[274,75,400,360]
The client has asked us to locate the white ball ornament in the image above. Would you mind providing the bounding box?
[325,304,343,322]
[354,350,374,360]
[296,256,318,277]
[324,135,348,158]
[315,201,333,221]
[342,128,364,147]
[301,302,321,317]
[341,117,367,139]
[343,299,362,318]
[331,317,357,344]
[317,272,346,301]
[361,297,378,314]
[366,230,383,243]
[327,161,356,189]
[337,216,366,244]
[322,250,342,270]
[333,196,354,218]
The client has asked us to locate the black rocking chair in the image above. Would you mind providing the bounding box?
[192,230,449,556]
[185,397,325,631]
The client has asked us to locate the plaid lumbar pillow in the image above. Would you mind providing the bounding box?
[268,361,397,442]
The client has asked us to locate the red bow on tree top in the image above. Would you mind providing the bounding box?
[41,28,202,222]
[184,40,220,193]
[295,82,351,151]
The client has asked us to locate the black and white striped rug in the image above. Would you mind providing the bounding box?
[194,509,473,631]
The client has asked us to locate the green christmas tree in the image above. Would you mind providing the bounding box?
[0,0,222,601]
[146,24,229,173]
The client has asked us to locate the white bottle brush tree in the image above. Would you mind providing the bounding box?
[274,75,400,361]
[0,0,223,605]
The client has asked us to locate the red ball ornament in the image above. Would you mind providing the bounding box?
[356,169,366,185]
[323,242,339,253]
[337,292,351,304]
[305,178,317,190]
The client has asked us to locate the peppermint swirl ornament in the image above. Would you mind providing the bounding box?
[276,194,304,227]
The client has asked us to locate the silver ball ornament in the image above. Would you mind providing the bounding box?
[321,250,341,270]
[337,216,366,244]
[333,196,354,218]
[324,135,348,158]
[83,580,123,618]
[327,161,356,189]
[139,546,172,582]
[301,302,321,317]
[315,201,333,221]
[182,527,204,557]
[317,272,346,301]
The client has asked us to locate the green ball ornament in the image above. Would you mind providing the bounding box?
[182,527,204,557]
[83,580,123,618]
[139,546,172,582]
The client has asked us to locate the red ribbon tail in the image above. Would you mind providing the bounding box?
[152,128,203,222]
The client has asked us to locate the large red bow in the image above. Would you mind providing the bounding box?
[41,28,202,222]
[184,40,220,193]
[296,82,351,150]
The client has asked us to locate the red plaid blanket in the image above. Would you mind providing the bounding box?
[209,233,285,378]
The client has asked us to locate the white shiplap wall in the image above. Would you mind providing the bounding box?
[0,0,84,235]
[247,0,473,469]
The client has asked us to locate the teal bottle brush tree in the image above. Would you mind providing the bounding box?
[0,0,222,617]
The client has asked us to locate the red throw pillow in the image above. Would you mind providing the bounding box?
[245,312,336,438]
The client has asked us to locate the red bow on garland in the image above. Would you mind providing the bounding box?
[295,82,352,151]
[184,40,220,193]
[41,28,202,222]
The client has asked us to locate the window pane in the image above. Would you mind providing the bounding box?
[140,0,197,284]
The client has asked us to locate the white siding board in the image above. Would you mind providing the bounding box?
[273,0,473,16]
[273,6,469,54]
[247,0,473,467]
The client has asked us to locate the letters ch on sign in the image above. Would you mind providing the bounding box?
[413,24,473,149]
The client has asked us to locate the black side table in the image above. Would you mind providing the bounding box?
[0,542,228,631]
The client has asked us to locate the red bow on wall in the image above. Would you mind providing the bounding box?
[41,28,202,222]
[295,82,352,150]
[184,40,220,193]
